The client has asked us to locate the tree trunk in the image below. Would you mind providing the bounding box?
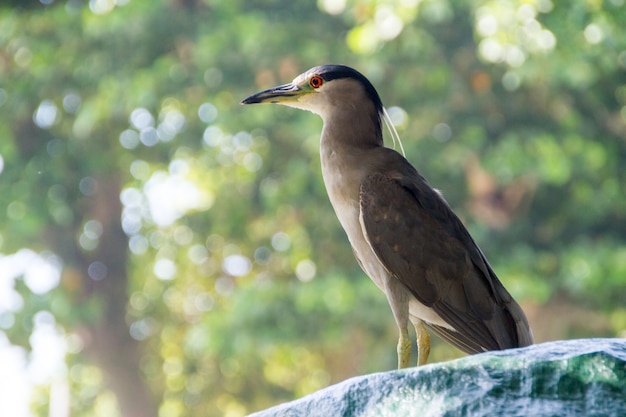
[71,177,158,417]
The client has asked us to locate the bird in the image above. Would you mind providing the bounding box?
[241,64,533,368]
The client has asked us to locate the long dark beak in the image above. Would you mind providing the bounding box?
[241,83,301,105]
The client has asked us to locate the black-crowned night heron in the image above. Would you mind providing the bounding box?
[241,64,533,368]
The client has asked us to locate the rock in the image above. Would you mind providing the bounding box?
[247,338,626,417]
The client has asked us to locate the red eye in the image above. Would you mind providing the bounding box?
[310,75,324,89]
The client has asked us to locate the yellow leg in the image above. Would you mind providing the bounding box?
[414,320,431,366]
[397,327,412,369]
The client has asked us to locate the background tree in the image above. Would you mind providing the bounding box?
[0,0,624,416]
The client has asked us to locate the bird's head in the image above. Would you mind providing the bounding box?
[241,64,383,120]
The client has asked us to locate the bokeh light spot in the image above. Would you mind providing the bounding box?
[502,71,521,91]
[89,0,115,15]
[319,0,346,15]
[198,103,218,123]
[296,259,316,282]
[129,235,149,255]
[375,6,403,40]
[24,254,61,295]
[254,246,271,265]
[203,126,224,147]
[119,129,140,149]
[271,232,291,252]
[14,47,32,68]
[584,24,603,44]
[203,68,223,88]
[140,127,158,147]
[79,176,97,196]
[130,292,149,311]
[130,160,151,180]
[387,106,408,127]
[432,123,452,142]
[130,108,154,130]
[130,318,156,341]
[222,255,251,277]
[33,100,58,129]
[188,245,208,265]
[154,258,177,280]
[7,201,26,220]
[62,92,81,114]
[87,261,108,281]
[242,152,263,172]
[47,139,66,157]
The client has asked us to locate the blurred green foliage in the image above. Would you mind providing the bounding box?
[0,0,625,416]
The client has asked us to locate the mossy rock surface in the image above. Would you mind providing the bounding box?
[248,338,626,417]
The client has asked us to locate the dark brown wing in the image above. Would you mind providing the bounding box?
[359,156,533,353]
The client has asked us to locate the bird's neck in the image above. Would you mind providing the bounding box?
[319,105,384,210]
[320,106,383,152]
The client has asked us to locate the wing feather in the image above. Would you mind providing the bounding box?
[359,155,533,353]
